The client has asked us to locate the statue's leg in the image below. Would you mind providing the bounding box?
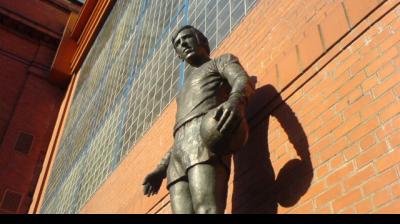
[169,179,194,214]
[187,161,229,214]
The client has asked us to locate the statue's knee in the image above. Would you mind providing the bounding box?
[194,204,217,214]
[192,195,217,214]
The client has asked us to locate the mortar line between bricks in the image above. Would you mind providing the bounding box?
[247,1,399,130]
[145,193,170,214]
[152,200,171,214]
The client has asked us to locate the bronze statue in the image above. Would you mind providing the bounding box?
[142,25,253,214]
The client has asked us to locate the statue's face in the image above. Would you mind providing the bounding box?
[173,28,202,63]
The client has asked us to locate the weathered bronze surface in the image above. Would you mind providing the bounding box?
[142,25,253,214]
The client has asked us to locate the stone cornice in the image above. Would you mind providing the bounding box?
[48,0,115,87]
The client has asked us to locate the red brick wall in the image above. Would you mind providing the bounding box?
[0,21,65,214]
[80,0,399,214]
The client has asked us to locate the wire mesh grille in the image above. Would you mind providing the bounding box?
[41,0,257,213]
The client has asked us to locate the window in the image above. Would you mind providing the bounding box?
[41,0,259,213]
[0,190,22,213]
[14,132,33,154]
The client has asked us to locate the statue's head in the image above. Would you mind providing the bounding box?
[171,25,210,66]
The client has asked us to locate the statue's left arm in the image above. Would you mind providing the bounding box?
[215,54,253,133]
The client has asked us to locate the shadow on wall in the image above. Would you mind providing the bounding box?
[231,81,313,213]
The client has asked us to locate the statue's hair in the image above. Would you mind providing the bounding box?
[171,25,210,55]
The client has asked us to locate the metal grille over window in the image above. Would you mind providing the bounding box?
[41,0,257,213]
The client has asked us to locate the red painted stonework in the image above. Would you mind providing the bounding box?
[0,0,79,213]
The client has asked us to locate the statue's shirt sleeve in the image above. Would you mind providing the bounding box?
[215,54,247,86]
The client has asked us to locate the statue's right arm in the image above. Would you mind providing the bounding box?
[142,148,171,196]
[156,149,171,176]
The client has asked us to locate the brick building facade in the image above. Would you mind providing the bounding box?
[31,0,399,213]
[0,0,81,213]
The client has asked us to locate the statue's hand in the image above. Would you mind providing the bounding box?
[142,167,166,197]
[214,99,241,134]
